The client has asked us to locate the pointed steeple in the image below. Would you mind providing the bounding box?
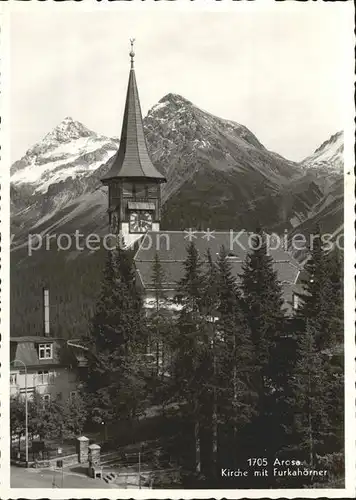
[102,40,165,183]
[129,37,135,70]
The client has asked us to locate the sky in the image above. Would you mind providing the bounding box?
[10,6,352,163]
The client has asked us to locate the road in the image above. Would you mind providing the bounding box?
[11,465,116,489]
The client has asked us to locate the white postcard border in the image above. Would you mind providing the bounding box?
[0,1,354,498]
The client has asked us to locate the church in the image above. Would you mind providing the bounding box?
[101,41,301,313]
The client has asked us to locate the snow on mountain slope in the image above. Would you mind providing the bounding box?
[285,132,344,256]
[301,131,343,172]
[11,117,119,194]
[10,95,343,243]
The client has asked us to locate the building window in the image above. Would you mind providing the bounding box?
[37,370,55,385]
[37,370,48,384]
[10,373,17,385]
[69,391,77,401]
[38,343,53,360]
[38,370,54,384]
[43,394,51,406]
[19,387,35,400]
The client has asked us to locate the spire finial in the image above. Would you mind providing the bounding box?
[130,38,135,69]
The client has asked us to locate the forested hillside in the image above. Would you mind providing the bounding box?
[11,246,106,338]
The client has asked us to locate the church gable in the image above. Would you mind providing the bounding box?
[98,42,301,314]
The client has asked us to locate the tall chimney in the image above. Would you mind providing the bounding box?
[43,288,50,337]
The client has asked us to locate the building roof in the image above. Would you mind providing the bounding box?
[10,337,80,369]
[10,336,57,343]
[10,339,60,367]
[134,230,301,290]
[102,50,165,183]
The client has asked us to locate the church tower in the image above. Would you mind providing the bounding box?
[101,40,166,247]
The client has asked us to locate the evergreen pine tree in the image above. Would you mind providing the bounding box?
[285,320,331,487]
[84,247,149,430]
[174,242,207,476]
[296,227,342,350]
[318,249,343,349]
[311,249,344,483]
[175,241,204,315]
[199,249,220,479]
[240,229,285,376]
[315,349,344,487]
[147,252,177,405]
[150,252,168,375]
[297,228,324,320]
[286,235,344,486]
[152,251,166,312]
[214,246,258,469]
[239,229,287,462]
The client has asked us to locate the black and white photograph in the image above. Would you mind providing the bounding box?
[1,1,355,497]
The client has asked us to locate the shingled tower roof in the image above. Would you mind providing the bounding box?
[102,41,166,183]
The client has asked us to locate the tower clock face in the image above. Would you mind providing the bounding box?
[129,211,153,233]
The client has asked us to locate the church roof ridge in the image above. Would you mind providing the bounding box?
[142,229,251,235]
[102,41,165,183]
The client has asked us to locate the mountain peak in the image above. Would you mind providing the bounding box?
[313,130,343,155]
[159,93,192,106]
[147,94,193,116]
[43,117,95,144]
[302,130,344,172]
[145,92,267,154]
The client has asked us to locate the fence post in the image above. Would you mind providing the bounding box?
[76,436,89,464]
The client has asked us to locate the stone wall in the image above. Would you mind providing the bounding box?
[29,453,79,469]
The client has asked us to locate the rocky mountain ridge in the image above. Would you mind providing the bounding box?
[302,131,343,172]
[11,117,119,196]
[11,95,343,242]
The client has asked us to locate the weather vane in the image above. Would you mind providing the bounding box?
[130,38,136,68]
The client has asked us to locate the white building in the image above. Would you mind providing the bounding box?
[10,336,81,403]
[10,289,84,403]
